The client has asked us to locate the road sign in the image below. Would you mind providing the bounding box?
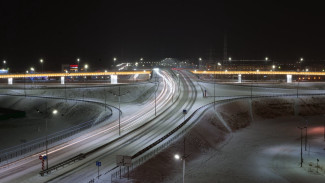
[116,155,132,166]
[43,156,47,160]
[124,156,132,167]
[96,161,101,166]
[39,155,43,160]
[183,109,187,114]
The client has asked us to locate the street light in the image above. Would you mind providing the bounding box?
[265,57,268,61]
[297,126,306,167]
[300,58,304,62]
[228,57,232,61]
[174,154,185,183]
[30,67,35,72]
[174,138,187,183]
[84,64,88,72]
[40,59,44,73]
[37,105,59,171]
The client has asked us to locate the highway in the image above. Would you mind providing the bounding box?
[0,69,196,182]
[1,69,325,183]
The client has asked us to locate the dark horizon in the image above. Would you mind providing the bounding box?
[1,1,325,72]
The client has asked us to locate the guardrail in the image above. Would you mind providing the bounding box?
[39,153,86,176]
[0,94,115,166]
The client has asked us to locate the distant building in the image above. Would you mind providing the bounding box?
[0,69,9,74]
[61,64,79,72]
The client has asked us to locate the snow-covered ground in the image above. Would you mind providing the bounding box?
[0,96,110,149]
[125,97,325,183]
[0,83,155,151]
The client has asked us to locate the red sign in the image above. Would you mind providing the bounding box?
[39,155,43,160]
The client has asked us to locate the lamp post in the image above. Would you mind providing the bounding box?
[77,58,80,72]
[155,82,157,116]
[297,126,306,167]
[3,60,6,69]
[214,64,216,110]
[85,64,88,72]
[174,138,187,183]
[40,59,44,73]
[37,104,58,171]
[113,57,117,69]
[109,86,129,136]
[305,120,308,151]
[174,154,185,183]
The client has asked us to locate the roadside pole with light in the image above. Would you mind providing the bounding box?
[109,86,129,136]
[214,64,216,110]
[174,138,187,183]
[77,58,80,72]
[40,59,44,73]
[119,86,121,135]
[305,120,308,151]
[297,126,306,167]
[38,103,59,170]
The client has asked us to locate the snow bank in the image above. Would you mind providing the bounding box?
[125,97,325,183]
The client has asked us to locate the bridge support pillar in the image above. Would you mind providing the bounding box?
[8,78,13,85]
[61,76,65,85]
[111,75,117,84]
[238,74,242,83]
[287,75,292,83]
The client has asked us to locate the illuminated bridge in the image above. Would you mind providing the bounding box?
[191,70,325,83]
[0,71,152,85]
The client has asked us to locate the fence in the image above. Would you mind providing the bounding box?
[0,94,115,165]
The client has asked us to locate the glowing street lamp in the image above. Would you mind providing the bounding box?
[300,58,304,62]
[265,57,268,61]
[229,57,232,61]
[40,59,44,73]
[30,67,35,71]
[84,64,88,72]
[174,154,185,183]
[52,109,58,114]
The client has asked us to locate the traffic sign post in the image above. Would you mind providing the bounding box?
[39,155,45,171]
[96,161,101,179]
[116,155,132,179]
[183,109,187,122]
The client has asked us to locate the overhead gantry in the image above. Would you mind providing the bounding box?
[191,70,325,83]
[0,71,152,85]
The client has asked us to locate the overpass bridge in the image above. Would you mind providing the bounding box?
[191,70,325,83]
[0,70,152,85]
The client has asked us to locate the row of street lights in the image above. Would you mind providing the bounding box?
[198,57,304,62]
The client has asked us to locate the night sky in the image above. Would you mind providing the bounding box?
[0,1,324,72]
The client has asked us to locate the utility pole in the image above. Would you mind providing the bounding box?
[214,64,216,110]
[305,120,308,151]
[223,30,227,65]
[297,126,305,167]
[182,138,186,183]
[297,80,300,98]
[45,102,49,170]
[119,86,121,136]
